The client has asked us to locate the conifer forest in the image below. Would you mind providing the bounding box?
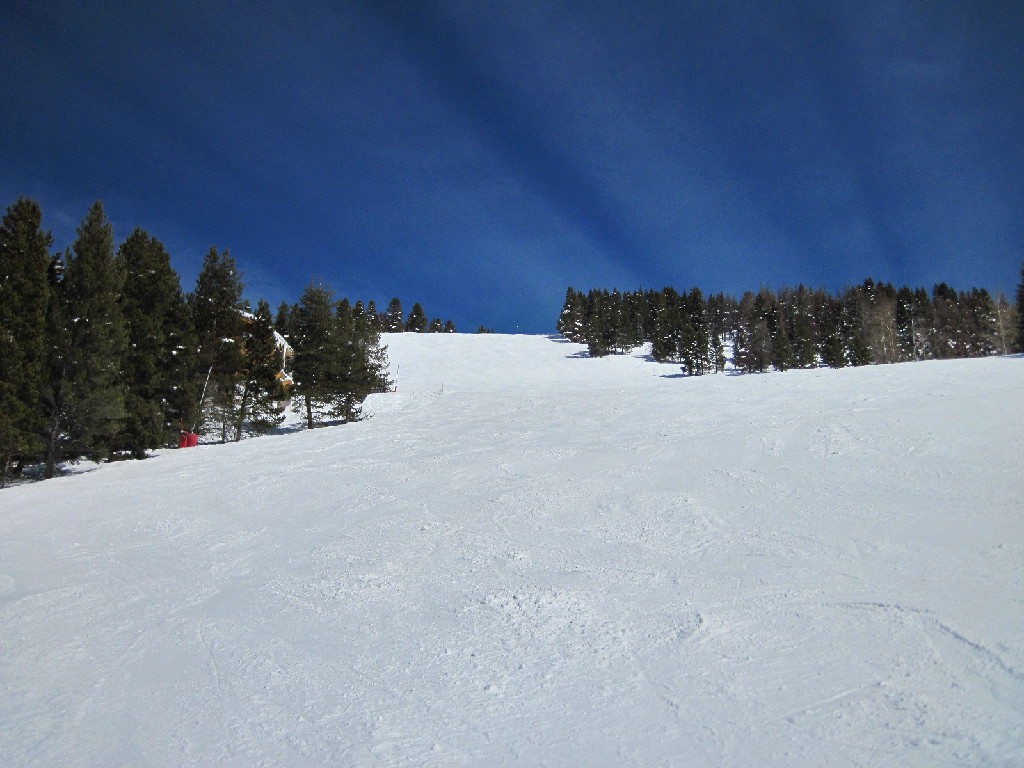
[0,197,455,487]
[559,279,1022,373]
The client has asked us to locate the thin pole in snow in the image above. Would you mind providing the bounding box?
[193,364,214,432]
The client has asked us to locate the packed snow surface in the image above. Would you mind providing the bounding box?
[2,334,1023,767]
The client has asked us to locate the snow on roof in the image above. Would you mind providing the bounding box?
[273,330,293,355]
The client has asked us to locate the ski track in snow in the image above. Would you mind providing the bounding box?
[2,334,1023,767]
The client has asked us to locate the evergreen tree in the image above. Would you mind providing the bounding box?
[894,286,935,360]
[336,297,354,338]
[706,292,737,341]
[291,282,342,429]
[930,283,964,358]
[428,318,443,332]
[749,318,772,372]
[366,300,382,332]
[62,201,128,461]
[730,295,753,371]
[234,299,286,438]
[1016,261,1024,352]
[733,292,770,372]
[711,330,727,373]
[339,299,391,421]
[584,290,612,357]
[40,250,70,478]
[188,246,245,440]
[677,288,710,375]
[117,229,194,457]
[847,332,872,366]
[651,287,682,363]
[642,289,666,346]
[291,282,391,428]
[614,290,643,352]
[817,295,847,368]
[444,320,457,333]
[405,302,429,332]
[786,286,818,368]
[352,301,372,337]
[960,288,999,357]
[384,297,404,332]
[839,286,872,366]
[913,287,937,359]
[557,287,587,342]
[275,301,293,339]
[0,198,53,485]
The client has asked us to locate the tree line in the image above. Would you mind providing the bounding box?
[558,275,1024,371]
[370,297,457,334]
[0,197,445,487]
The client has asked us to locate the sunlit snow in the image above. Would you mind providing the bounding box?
[2,334,1022,766]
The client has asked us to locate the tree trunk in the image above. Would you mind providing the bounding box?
[43,414,60,479]
[234,381,252,441]
[305,393,314,430]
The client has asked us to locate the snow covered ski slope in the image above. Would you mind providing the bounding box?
[2,334,1023,767]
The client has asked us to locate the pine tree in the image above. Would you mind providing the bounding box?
[650,288,678,363]
[384,297,404,332]
[961,288,998,357]
[444,320,457,333]
[557,287,587,342]
[682,287,710,374]
[428,318,443,332]
[117,229,194,457]
[755,290,792,372]
[336,298,355,339]
[275,301,293,339]
[584,290,611,357]
[787,287,818,368]
[836,288,870,367]
[0,198,53,485]
[612,290,642,353]
[770,320,795,371]
[234,299,286,438]
[291,282,345,428]
[711,330,726,373]
[817,295,847,369]
[188,246,245,440]
[642,289,665,345]
[40,250,70,478]
[290,282,392,428]
[913,287,936,359]
[339,300,391,421]
[1015,261,1024,352]
[405,302,428,332]
[730,293,754,371]
[62,201,128,461]
[366,300,382,332]
[706,292,737,342]
[733,292,771,372]
[930,283,964,358]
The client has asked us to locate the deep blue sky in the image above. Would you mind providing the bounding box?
[3,1,1022,333]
